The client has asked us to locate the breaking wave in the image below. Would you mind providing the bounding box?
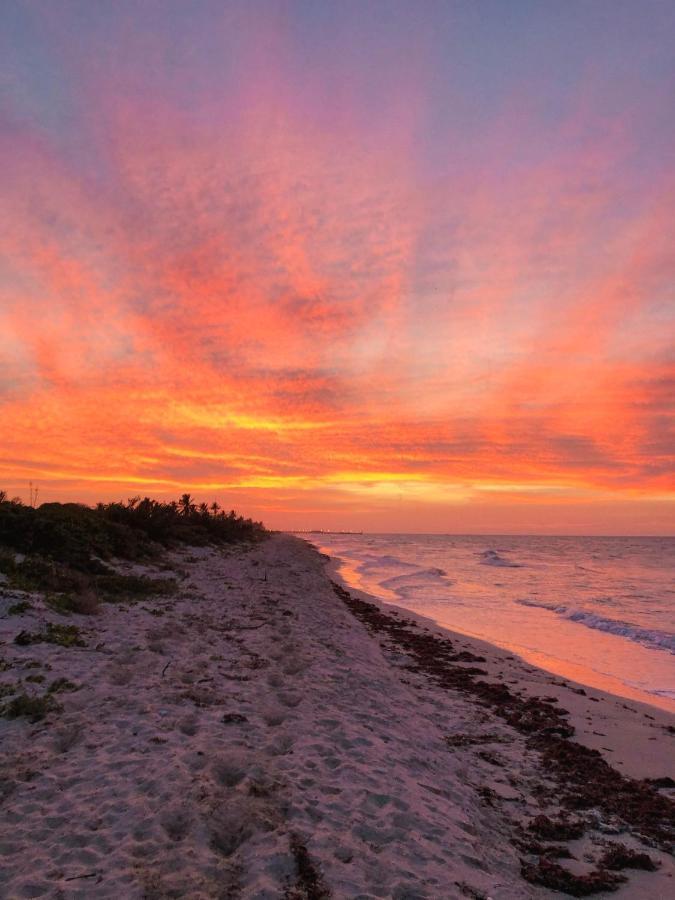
[341,551,453,603]
[376,565,452,602]
[356,554,418,572]
[480,549,522,568]
[517,598,675,654]
[381,566,448,587]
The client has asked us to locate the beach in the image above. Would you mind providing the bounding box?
[1,534,673,898]
[312,533,675,714]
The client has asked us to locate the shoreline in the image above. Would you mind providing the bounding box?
[1,534,673,898]
[318,542,675,717]
[324,552,675,782]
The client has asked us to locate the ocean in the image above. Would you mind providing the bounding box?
[310,534,675,712]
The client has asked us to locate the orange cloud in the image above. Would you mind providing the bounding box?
[1,4,673,533]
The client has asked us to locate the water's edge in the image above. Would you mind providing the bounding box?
[321,546,675,715]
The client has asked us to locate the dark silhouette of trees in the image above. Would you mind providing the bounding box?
[179,493,196,517]
[0,491,266,570]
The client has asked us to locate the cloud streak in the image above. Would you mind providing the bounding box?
[0,1,673,532]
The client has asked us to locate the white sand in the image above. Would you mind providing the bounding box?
[0,535,673,899]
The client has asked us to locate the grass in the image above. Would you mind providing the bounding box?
[3,558,174,613]
[0,553,93,598]
[14,623,85,648]
[46,591,100,616]
[7,600,32,615]
[3,692,62,722]
[48,677,79,694]
[43,623,85,647]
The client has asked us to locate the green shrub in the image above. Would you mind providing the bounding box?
[4,692,62,722]
[3,555,91,594]
[0,494,265,574]
[44,623,85,647]
[7,601,32,615]
[0,500,156,568]
[48,677,79,694]
[14,623,85,648]
[47,591,100,616]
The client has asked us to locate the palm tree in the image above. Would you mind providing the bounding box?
[178,493,195,517]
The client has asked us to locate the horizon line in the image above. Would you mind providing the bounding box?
[282,530,675,539]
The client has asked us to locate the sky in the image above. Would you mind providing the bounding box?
[1,0,674,534]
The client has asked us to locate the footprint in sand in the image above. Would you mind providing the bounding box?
[178,716,199,736]
[261,706,286,727]
[212,753,248,787]
[161,804,192,841]
[276,690,302,708]
[282,655,309,676]
[265,733,294,756]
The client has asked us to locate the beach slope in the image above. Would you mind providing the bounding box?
[0,535,673,898]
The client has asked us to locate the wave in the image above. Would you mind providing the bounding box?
[380,567,449,589]
[355,554,418,572]
[480,549,522,568]
[517,599,675,654]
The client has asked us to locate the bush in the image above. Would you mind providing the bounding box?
[0,493,265,572]
[47,591,100,616]
[8,557,88,594]
[7,601,32,615]
[14,623,85,648]
[3,692,62,722]
[48,677,79,694]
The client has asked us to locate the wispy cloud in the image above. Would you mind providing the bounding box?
[1,2,673,531]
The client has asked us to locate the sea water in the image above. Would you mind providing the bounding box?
[310,534,675,712]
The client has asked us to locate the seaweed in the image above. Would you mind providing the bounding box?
[599,843,657,871]
[284,833,331,899]
[520,858,625,896]
[334,580,675,896]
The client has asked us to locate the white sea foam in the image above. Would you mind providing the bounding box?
[479,549,522,567]
[378,566,452,601]
[356,553,418,571]
[517,598,675,654]
[380,566,448,587]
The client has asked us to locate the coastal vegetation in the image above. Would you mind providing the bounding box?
[0,492,265,570]
[0,492,265,723]
[0,491,265,608]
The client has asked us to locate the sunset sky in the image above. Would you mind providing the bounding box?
[1,1,674,533]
